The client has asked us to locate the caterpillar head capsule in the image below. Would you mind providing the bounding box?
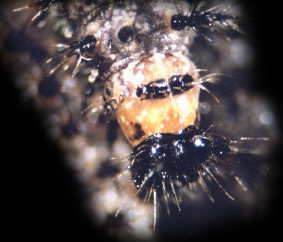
[130,125,231,200]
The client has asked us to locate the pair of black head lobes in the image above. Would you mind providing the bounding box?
[136,74,194,100]
[68,35,97,57]
[47,34,99,76]
[130,125,230,198]
[171,6,234,37]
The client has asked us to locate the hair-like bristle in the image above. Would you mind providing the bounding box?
[2,1,277,241]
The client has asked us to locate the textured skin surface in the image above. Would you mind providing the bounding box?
[1,1,278,242]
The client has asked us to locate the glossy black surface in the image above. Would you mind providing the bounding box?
[136,74,194,100]
[171,4,235,40]
[130,125,230,197]
[70,35,97,56]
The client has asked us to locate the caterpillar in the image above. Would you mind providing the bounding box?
[1,1,277,241]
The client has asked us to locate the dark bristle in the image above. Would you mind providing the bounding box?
[171,4,240,41]
[6,0,272,239]
[130,126,231,202]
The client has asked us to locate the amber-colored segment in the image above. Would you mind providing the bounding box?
[116,86,200,146]
[110,52,200,146]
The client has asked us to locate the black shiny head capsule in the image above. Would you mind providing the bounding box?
[70,35,97,56]
[46,34,98,77]
[182,74,194,90]
[136,74,195,100]
[149,79,170,99]
[169,74,194,94]
[136,79,170,99]
[171,15,190,30]
[169,75,182,94]
[79,35,97,52]
[171,11,212,33]
[136,86,147,98]
[129,125,230,201]
[171,4,238,41]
